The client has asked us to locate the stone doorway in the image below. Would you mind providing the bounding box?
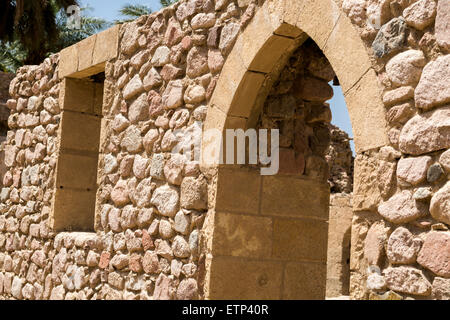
[203,37,355,299]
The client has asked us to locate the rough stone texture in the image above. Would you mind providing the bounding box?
[372,18,407,57]
[378,190,428,224]
[417,232,450,277]
[0,0,448,302]
[364,221,389,266]
[432,277,450,300]
[403,0,437,31]
[386,50,426,87]
[414,55,450,110]
[396,156,432,185]
[399,106,450,155]
[435,0,450,51]
[386,227,422,264]
[383,266,432,296]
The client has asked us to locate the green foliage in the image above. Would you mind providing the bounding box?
[115,4,151,24]
[0,4,109,72]
[160,0,179,7]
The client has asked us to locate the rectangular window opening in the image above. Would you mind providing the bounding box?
[52,72,104,232]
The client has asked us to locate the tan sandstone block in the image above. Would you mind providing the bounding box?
[208,256,283,299]
[344,69,389,153]
[235,7,298,73]
[59,78,96,114]
[323,14,372,93]
[55,153,98,190]
[283,262,327,300]
[209,52,247,114]
[93,25,120,66]
[261,175,329,219]
[59,44,78,78]
[215,168,261,215]
[291,0,341,49]
[52,189,96,232]
[272,218,328,261]
[228,71,266,118]
[59,111,101,153]
[77,35,96,71]
[212,212,272,259]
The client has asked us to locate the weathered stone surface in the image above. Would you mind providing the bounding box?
[151,185,179,217]
[378,190,427,224]
[432,277,450,300]
[123,75,144,100]
[399,106,450,155]
[128,93,149,124]
[415,55,450,110]
[154,274,171,300]
[386,227,422,264]
[386,102,415,124]
[383,266,432,296]
[219,22,240,54]
[162,80,184,109]
[191,13,216,30]
[439,149,450,172]
[364,221,389,266]
[180,177,207,210]
[396,156,432,185]
[366,273,386,291]
[427,163,444,183]
[417,232,450,277]
[435,0,450,51]
[382,86,414,107]
[121,126,143,153]
[386,50,426,86]
[172,235,190,258]
[372,18,407,57]
[152,46,171,67]
[187,47,209,78]
[177,278,198,300]
[403,0,437,30]
[111,180,130,207]
[143,68,162,90]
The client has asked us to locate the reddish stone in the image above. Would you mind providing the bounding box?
[294,77,333,102]
[142,230,155,251]
[181,36,192,51]
[154,274,172,300]
[147,90,163,117]
[278,148,305,175]
[142,251,160,274]
[98,251,110,269]
[207,26,221,48]
[129,254,142,273]
[160,64,184,82]
[417,232,450,277]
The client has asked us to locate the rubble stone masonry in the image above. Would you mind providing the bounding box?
[0,0,449,300]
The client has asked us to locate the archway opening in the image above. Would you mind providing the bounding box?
[206,37,356,299]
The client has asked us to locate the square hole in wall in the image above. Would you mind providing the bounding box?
[51,72,104,232]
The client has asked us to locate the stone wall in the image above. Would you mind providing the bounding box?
[0,72,14,188]
[0,0,449,300]
[325,125,354,298]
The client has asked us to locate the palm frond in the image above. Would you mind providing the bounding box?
[160,0,179,7]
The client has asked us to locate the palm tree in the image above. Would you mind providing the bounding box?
[116,4,152,24]
[160,0,179,7]
[116,1,179,24]
[0,0,79,65]
[0,3,109,71]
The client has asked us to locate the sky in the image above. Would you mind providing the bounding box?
[81,0,355,154]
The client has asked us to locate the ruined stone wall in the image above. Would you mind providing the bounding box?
[325,125,354,298]
[0,72,15,188]
[0,0,449,300]
[343,0,450,300]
